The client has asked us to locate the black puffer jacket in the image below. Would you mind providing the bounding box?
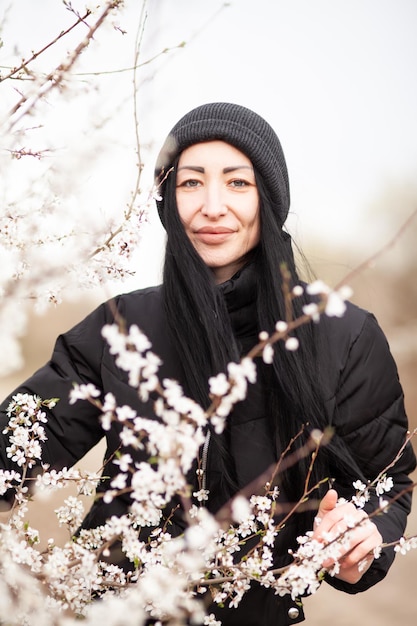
[0,268,415,625]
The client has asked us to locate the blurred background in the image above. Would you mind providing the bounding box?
[1,1,416,623]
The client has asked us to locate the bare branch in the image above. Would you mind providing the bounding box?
[6,1,124,131]
[0,10,91,84]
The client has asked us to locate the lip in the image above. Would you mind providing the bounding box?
[193,226,235,244]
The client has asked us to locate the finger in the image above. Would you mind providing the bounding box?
[335,546,377,584]
[338,524,382,571]
[314,499,366,539]
[322,520,381,575]
[314,489,338,531]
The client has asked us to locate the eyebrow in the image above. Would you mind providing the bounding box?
[177,165,254,173]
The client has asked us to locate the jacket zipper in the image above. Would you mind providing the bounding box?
[201,429,211,491]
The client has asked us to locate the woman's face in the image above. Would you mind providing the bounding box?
[176,140,260,284]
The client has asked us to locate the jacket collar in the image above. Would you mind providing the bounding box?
[217,261,259,343]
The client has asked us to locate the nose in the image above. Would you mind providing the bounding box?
[201,182,227,219]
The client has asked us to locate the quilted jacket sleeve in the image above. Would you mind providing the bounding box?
[326,311,416,593]
[0,301,112,493]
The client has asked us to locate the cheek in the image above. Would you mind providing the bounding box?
[176,188,201,225]
[246,191,260,226]
[248,203,261,239]
[176,195,191,228]
[251,220,261,247]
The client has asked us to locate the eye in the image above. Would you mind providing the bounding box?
[177,178,201,188]
[229,178,251,188]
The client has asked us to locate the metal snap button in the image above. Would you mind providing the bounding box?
[288,606,300,619]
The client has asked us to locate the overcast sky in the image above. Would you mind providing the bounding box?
[2,0,417,287]
[142,0,417,241]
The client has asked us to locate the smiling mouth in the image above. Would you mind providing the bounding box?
[194,227,235,244]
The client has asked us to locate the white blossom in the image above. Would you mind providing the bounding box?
[395,536,417,555]
[0,469,21,495]
[275,320,288,333]
[208,372,230,396]
[113,454,133,472]
[193,489,209,503]
[353,479,367,491]
[55,496,85,534]
[231,495,251,524]
[285,337,299,351]
[325,291,348,318]
[302,302,320,323]
[204,614,222,626]
[262,343,274,364]
[306,280,352,318]
[69,383,101,404]
[379,497,390,511]
[292,285,304,297]
[375,474,394,496]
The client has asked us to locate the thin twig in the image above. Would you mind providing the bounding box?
[71,42,186,76]
[0,11,91,84]
[334,207,417,290]
[6,1,123,131]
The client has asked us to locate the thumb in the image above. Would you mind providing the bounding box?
[314,488,338,530]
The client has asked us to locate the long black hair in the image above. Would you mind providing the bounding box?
[162,161,364,520]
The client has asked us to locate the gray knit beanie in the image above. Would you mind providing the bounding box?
[154,102,290,228]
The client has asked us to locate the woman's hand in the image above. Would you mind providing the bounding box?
[312,489,383,584]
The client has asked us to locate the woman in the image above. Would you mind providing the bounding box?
[0,102,415,625]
